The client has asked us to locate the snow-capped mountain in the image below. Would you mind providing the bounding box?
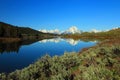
[39,26,81,34]
[39,29,61,34]
[112,27,119,30]
[90,29,101,33]
[63,26,81,34]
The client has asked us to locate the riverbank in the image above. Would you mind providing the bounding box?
[0,39,120,80]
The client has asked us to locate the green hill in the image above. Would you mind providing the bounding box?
[63,28,120,40]
[0,22,57,39]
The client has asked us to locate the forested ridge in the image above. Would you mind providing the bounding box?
[0,22,56,39]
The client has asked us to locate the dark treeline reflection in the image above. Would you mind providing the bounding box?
[0,39,40,54]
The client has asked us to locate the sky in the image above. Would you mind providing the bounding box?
[0,0,120,31]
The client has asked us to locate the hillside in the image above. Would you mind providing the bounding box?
[62,28,120,40]
[0,22,57,39]
[81,28,120,37]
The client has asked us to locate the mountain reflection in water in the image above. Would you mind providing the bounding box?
[0,38,97,73]
[39,38,81,46]
[0,38,97,54]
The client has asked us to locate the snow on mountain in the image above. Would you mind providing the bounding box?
[90,29,101,33]
[39,26,120,34]
[63,26,81,34]
[112,27,119,30]
[90,29,110,33]
[39,26,81,34]
[39,29,61,34]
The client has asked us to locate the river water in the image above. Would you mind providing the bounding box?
[0,38,97,73]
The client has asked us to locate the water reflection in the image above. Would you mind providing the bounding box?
[0,38,98,54]
[0,39,39,54]
[39,38,81,46]
[0,38,97,73]
[66,39,80,46]
[39,38,63,43]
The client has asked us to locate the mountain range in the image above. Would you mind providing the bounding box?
[39,26,82,34]
[1,22,120,39]
[39,26,120,35]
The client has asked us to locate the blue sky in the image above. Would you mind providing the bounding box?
[0,0,120,31]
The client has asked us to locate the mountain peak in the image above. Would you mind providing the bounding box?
[39,29,61,34]
[64,26,81,34]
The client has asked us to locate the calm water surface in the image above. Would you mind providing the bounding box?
[0,38,97,73]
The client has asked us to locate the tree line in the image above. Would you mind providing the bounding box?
[0,22,57,39]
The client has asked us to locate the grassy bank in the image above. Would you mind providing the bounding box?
[0,39,120,80]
